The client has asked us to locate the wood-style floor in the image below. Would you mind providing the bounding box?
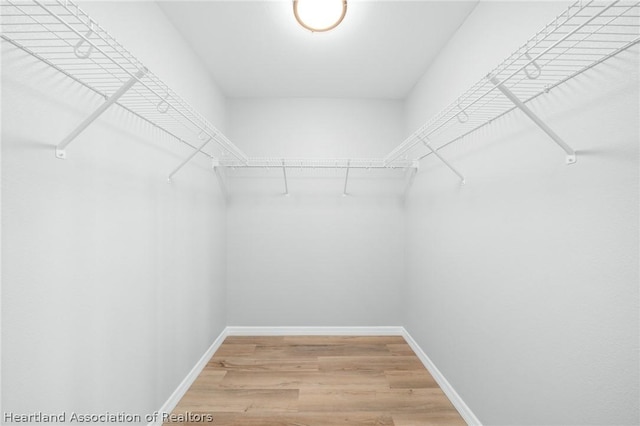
[167,336,466,425]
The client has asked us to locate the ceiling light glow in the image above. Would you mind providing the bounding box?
[293,0,347,33]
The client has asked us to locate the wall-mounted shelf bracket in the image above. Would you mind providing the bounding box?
[343,160,351,196]
[212,159,228,198]
[420,138,465,184]
[167,136,213,183]
[404,165,418,199]
[488,74,576,165]
[282,159,289,195]
[55,68,147,159]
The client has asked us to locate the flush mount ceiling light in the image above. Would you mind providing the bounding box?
[293,0,347,33]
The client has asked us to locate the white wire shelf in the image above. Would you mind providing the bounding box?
[384,0,640,167]
[0,0,248,164]
[2,0,638,183]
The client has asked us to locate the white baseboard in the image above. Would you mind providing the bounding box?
[150,327,229,426]
[401,328,482,426]
[226,326,404,336]
[153,325,480,426]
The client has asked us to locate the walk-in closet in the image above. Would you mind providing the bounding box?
[2,1,638,424]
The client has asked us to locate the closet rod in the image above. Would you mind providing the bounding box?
[219,158,417,170]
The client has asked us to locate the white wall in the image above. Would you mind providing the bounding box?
[226,98,406,326]
[404,2,639,425]
[1,1,227,419]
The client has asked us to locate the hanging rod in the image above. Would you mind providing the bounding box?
[0,0,249,164]
[384,0,640,167]
[219,158,418,170]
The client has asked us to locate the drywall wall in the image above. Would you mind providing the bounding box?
[226,98,406,326]
[404,2,639,425]
[1,1,227,420]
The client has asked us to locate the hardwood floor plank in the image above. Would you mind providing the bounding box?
[318,355,424,372]
[386,343,415,356]
[392,412,468,426]
[282,335,405,345]
[297,388,453,413]
[223,336,286,345]
[174,389,299,413]
[254,343,393,358]
[207,357,319,372]
[188,369,228,390]
[213,343,257,357]
[166,411,396,426]
[218,370,390,390]
[236,412,395,425]
[385,370,439,389]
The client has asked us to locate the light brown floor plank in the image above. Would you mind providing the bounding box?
[386,343,415,356]
[392,412,468,426]
[187,369,228,390]
[282,335,406,345]
[212,343,257,357]
[174,389,299,413]
[297,388,453,412]
[223,336,286,345]
[176,412,395,426]
[218,370,390,390]
[318,355,424,372]
[254,343,393,358]
[385,370,439,389]
[207,357,320,372]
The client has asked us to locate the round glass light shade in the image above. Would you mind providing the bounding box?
[293,0,347,32]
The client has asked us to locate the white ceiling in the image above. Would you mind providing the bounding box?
[159,1,478,99]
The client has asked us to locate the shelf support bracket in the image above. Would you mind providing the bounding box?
[343,160,351,196]
[167,136,212,182]
[212,160,228,198]
[282,159,289,195]
[404,165,418,199]
[489,74,576,165]
[420,138,465,184]
[55,68,147,159]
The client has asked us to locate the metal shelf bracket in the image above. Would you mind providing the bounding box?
[212,159,228,198]
[404,165,418,199]
[343,160,351,196]
[489,74,577,165]
[282,159,289,196]
[420,138,465,184]
[167,135,213,182]
[55,68,147,159]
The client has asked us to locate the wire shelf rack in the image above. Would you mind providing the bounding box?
[0,0,248,164]
[1,0,638,182]
[384,0,640,167]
